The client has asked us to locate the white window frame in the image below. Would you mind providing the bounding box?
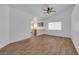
[48,22,62,30]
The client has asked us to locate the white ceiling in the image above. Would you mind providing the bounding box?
[8,4,75,18]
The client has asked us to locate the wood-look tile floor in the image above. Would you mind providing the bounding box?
[0,35,78,55]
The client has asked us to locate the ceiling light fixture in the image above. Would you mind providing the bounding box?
[42,6,56,16]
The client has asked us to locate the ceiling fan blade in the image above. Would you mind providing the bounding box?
[51,10,56,12]
[43,9,47,11]
[50,7,53,10]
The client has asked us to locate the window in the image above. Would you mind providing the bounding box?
[48,22,62,30]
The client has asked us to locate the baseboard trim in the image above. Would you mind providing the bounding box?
[43,34,71,39]
[0,42,9,49]
[0,36,31,49]
[71,39,79,54]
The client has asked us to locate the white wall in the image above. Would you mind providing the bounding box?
[44,6,74,37]
[71,5,79,54]
[10,7,34,43]
[0,5,45,48]
[0,5,10,48]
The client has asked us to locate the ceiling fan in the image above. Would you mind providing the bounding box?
[42,7,56,16]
